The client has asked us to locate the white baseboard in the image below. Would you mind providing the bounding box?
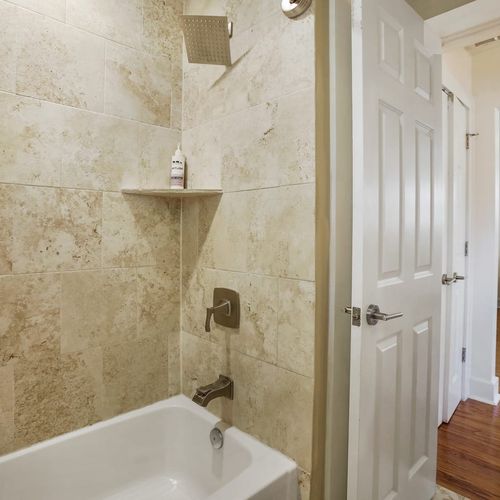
[469,375,500,405]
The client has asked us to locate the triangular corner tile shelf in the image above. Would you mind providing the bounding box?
[121,188,223,198]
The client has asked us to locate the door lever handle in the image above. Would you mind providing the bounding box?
[366,304,403,326]
[442,272,465,285]
[442,273,456,285]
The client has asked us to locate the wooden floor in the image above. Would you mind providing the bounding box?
[437,399,500,499]
[497,310,500,379]
[437,310,500,498]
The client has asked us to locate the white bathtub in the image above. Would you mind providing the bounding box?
[0,395,298,500]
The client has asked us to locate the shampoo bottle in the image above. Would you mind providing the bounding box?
[170,144,185,189]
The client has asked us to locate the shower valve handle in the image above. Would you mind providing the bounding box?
[205,300,231,332]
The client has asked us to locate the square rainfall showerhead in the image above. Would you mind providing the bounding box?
[181,15,232,66]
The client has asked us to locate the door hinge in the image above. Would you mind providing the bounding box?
[462,347,466,363]
[465,241,469,257]
[442,87,454,100]
[344,306,361,327]
[466,133,479,150]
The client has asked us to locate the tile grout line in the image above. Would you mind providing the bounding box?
[181,330,314,382]
[276,278,281,367]
[223,181,315,194]
[0,264,162,279]
[3,0,63,23]
[99,190,104,270]
[0,179,314,196]
[4,0,174,59]
[0,87,181,133]
[103,33,107,116]
[134,265,140,370]
[179,198,184,395]
[200,265,315,284]
[181,84,315,134]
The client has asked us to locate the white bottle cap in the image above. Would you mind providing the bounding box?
[173,143,184,160]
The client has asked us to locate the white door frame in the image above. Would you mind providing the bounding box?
[323,0,353,498]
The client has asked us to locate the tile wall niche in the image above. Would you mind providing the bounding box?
[180,1,316,498]
[0,0,183,455]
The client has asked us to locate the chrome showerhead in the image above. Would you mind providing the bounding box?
[181,15,232,66]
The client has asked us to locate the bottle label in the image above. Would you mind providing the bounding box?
[170,158,184,189]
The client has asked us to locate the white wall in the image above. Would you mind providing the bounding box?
[469,43,500,403]
[443,48,472,96]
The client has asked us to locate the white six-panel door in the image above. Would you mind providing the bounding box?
[349,0,442,499]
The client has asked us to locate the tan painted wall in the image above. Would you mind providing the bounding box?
[180,1,316,498]
[406,0,475,20]
[0,0,183,455]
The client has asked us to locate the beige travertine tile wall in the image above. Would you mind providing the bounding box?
[0,0,183,455]
[180,0,315,496]
[0,2,316,496]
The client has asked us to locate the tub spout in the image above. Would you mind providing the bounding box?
[192,375,234,407]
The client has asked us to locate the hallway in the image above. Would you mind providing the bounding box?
[437,399,500,499]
